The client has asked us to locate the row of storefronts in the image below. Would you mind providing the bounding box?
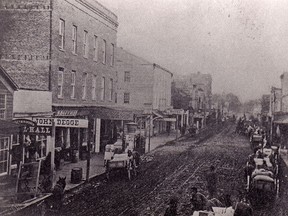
[1,102,189,177]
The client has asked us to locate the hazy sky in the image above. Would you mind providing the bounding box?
[98,0,288,102]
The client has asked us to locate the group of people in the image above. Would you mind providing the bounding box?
[164,165,253,216]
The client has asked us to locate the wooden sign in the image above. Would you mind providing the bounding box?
[33,118,88,128]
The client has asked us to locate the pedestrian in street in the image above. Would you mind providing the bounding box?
[190,187,208,212]
[206,165,218,199]
[164,196,178,216]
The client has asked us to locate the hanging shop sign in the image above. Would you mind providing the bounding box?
[33,118,88,128]
[56,110,78,117]
[13,119,37,127]
[23,126,52,135]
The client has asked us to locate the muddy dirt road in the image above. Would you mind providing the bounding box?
[32,122,288,216]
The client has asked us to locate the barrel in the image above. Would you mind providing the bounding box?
[71,167,82,184]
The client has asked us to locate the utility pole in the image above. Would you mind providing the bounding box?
[86,114,92,182]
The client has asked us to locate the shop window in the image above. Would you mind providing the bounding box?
[24,135,47,162]
[11,134,21,168]
[0,137,9,174]
[0,94,6,119]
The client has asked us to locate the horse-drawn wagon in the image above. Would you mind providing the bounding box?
[104,144,139,181]
[245,145,280,205]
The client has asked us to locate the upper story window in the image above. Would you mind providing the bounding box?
[82,73,88,100]
[110,43,114,66]
[0,94,6,119]
[124,92,130,104]
[101,76,105,101]
[92,75,97,100]
[109,78,113,101]
[71,71,76,99]
[124,71,131,82]
[58,68,64,98]
[94,35,98,61]
[115,92,117,103]
[83,30,88,58]
[102,39,106,64]
[72,25,77,54]
[59,19,65,50]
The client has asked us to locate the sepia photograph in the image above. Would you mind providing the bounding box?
[0,0,287,215]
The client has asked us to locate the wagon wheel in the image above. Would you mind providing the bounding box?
[105,161,110,181]
[246,175,250,192]
[275,177,280,198]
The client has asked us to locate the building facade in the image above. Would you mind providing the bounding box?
[174,72,212,128]
[116,47,173,135]
[0,0,122,175]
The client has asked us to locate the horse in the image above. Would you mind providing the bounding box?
[47,176,66,210]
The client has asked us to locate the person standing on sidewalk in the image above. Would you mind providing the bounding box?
[205,165,218,199]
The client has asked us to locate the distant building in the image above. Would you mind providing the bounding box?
[116,47,173,135]
[174,72,212,128]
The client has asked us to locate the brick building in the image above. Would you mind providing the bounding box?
[173,72,212,128]
[116,47,173,135]
[0,0,128,175]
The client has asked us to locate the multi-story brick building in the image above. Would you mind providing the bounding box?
[0,0,127,175]
[174,72,212,128]
[116,47,173,135]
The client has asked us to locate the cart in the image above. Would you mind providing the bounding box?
[246,146,280,205]
[105,151,137,181]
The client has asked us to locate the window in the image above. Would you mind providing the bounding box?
[82,73,88,100]
[0,94,6,119]
[110,43,114,66]
[124,93,130,104]
[83,30,88,57]
[72,25,77,54]
[102,39,106,64]
[58,68,64,98]
[124,71,131,82]
[109,78,113,101]
[71,71,76,99]
[115,92,117,103]
[92,75,97,100]
[93,35,98,61]
[101,77,105,101]
[59,19,65,49]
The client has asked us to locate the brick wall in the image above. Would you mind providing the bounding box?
[0,0,51,90]
[51,0,118,107]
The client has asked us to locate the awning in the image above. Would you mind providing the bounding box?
[91,107,134,121]
[0,120,20,135]
[274,117,288,124]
